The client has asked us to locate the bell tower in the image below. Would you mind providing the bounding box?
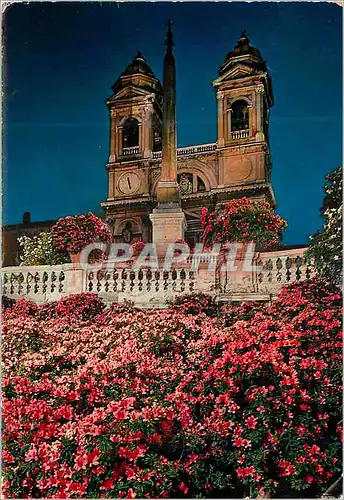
[106,52,163,164]
[102,52,163,243]
[212,31,274,193]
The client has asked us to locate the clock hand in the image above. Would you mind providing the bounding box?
[127,177,131,190]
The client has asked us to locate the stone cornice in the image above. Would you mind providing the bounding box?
[102,181,275,209]
[106,140,269,169]
[101,196,154,208]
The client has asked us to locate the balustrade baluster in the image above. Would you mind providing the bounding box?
[285,257,292,282]
[129,270,135,292]
[113,270,118,292]
[171,269,177,292]
[146,269,152,292]
[88,271,94,291]
[276,258,282,282]
[50,272,56,292]
[295,256,303,280]
[121,270,127,292]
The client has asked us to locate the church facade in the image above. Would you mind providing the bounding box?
[3,31,276,265]
[102,31,275,247]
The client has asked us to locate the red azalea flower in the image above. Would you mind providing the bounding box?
[245,415,258,429]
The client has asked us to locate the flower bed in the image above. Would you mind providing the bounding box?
[2,280,342,498]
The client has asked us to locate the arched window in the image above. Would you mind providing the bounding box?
[177,174,208,194]
[231,100,249,132]
[122,118,139,149]
[197,177,206,192]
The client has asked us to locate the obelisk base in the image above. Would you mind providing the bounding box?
[150,208,186,258]
[155,179,181,205]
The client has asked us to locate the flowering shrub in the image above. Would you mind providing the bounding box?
[55,293,106,321]
[201,197,287,249]
[18,232,69,266]
[2,296,16,310]
[171,292,219,317]
[131,239,146,258]
[4,298,38,317]
[108,300,136,315]
[2,280,342,498]
[2,299,42,378]
[173,238,190,256]
[52,213,112,255]
[88,248,107,264]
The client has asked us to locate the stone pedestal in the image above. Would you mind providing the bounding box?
[150,208,186,257]
[155,180,180,205]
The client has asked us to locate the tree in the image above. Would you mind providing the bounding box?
[306,166,342,285]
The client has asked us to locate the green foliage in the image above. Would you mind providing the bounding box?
[306,166,342,285]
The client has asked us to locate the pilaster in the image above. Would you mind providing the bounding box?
[217,91,225,146]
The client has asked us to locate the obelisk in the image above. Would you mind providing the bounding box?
[150,21,186,248]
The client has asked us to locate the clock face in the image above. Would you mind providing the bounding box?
[118,172,141,195]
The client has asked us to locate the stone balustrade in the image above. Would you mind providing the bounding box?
[1,248,314,307]
[231,129,249,139]
[1,264,87,305]
[2,265,66,304]
[87,267,195,307]
[152,143,216,160]
[121,146,140,156]
[256,248,314,294]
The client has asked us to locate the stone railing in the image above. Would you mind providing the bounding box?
[186,253,218,267]
[231,129,249,140]
[87,268,196,307]
[1,248,314,307]
[152,143,217,160]
[256,248,313,294]
[219,248,313,297]
[2,265,68,304]
[121,146,140,156]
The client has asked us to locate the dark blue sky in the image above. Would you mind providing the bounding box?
[2,2,342,244]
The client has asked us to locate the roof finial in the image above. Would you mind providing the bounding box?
[239,29,250,44]
[165,20,174,52]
